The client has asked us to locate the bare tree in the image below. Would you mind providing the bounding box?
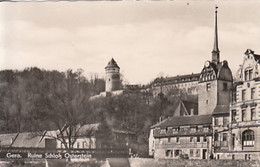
[45,69,91,151]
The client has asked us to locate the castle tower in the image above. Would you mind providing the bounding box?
[198,6,233,115]
[105,58,121,92]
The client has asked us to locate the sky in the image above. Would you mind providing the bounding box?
[0,1,260,85]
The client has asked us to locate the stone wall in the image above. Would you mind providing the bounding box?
[128,158,260,167]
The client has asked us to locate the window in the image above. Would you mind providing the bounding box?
[206,83,211,91]
[223,117,229,126]
[174,150,180,157]
[245,69,253,81]
[242,109,246,122]
[249,69,253,80]
[190,137,193,142]
[206,100,208,104]
[165,150,173,157]
[223,82,228,90]
[203,136,207,142]
[214,133,219,141]
[196,149,200,157]
[215,117,219,126]
[168,137,171,143]
[203,127,208,132]
[242,130,254,146]
[190,149,194,157]
[223,133,227,141]
[176,137,179,143]
[242,90,246,101]
[251,108,256,121]
[245,70,249,81]
[172,128,179,134]
[251,88,255,99]
[232,92,237,103]
[232,134,235,148]
[77,142,80,149]
[190,127,197,133]
[232,110,237,122]
[197,137,200,142]
[166,150,173,157]
[160,129,166,134]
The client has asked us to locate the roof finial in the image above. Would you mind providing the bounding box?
[212,5,220,65]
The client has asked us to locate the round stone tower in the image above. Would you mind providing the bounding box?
[105,58,120,92]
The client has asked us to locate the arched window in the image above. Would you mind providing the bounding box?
[242,130,254,146]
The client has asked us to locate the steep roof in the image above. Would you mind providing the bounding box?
[77,123,100,136]
[151,114,212,128]
[212,105,229,115]
[105,58,120,69]
[11,132,45,148]
[0,133,18,147]
[245,49,260,63]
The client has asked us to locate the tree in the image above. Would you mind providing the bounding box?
[44,69,92,150]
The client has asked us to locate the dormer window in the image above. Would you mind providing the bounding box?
[160,129,166,134]
[203,127,209,132]
[190,127,197,133]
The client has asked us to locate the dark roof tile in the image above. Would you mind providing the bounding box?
[151,114,212,128]
[212,105,229,115]
[105,58,120,69]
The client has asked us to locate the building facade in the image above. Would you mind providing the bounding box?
[149,6,234,160]
[215,49,260,160]
[149,115,213,159]
[152,73,200,98]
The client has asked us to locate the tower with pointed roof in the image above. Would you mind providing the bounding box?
[212,6,220,65]
[198,6,233,116]
[105,58,121,92]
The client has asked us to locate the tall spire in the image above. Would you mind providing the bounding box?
[212,5,220,65]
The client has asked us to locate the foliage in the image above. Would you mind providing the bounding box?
[0,67,186,155]
[0,68,103,134]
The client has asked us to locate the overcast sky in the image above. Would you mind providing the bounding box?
[0,1,260,84]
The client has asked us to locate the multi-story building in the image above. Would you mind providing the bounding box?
[152,73,200,98]
[215,49,260,160]
[149,6,233,160]
[149,115,212,159]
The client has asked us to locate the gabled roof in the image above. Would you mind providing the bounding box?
[245,49,260,63]
[77,123,100,136]
[151,114,212,128]
[60,123,136,137]
[105,58,120,69]
[0,133,18,147]
[199,60,232,82]
[11,132,45,148]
